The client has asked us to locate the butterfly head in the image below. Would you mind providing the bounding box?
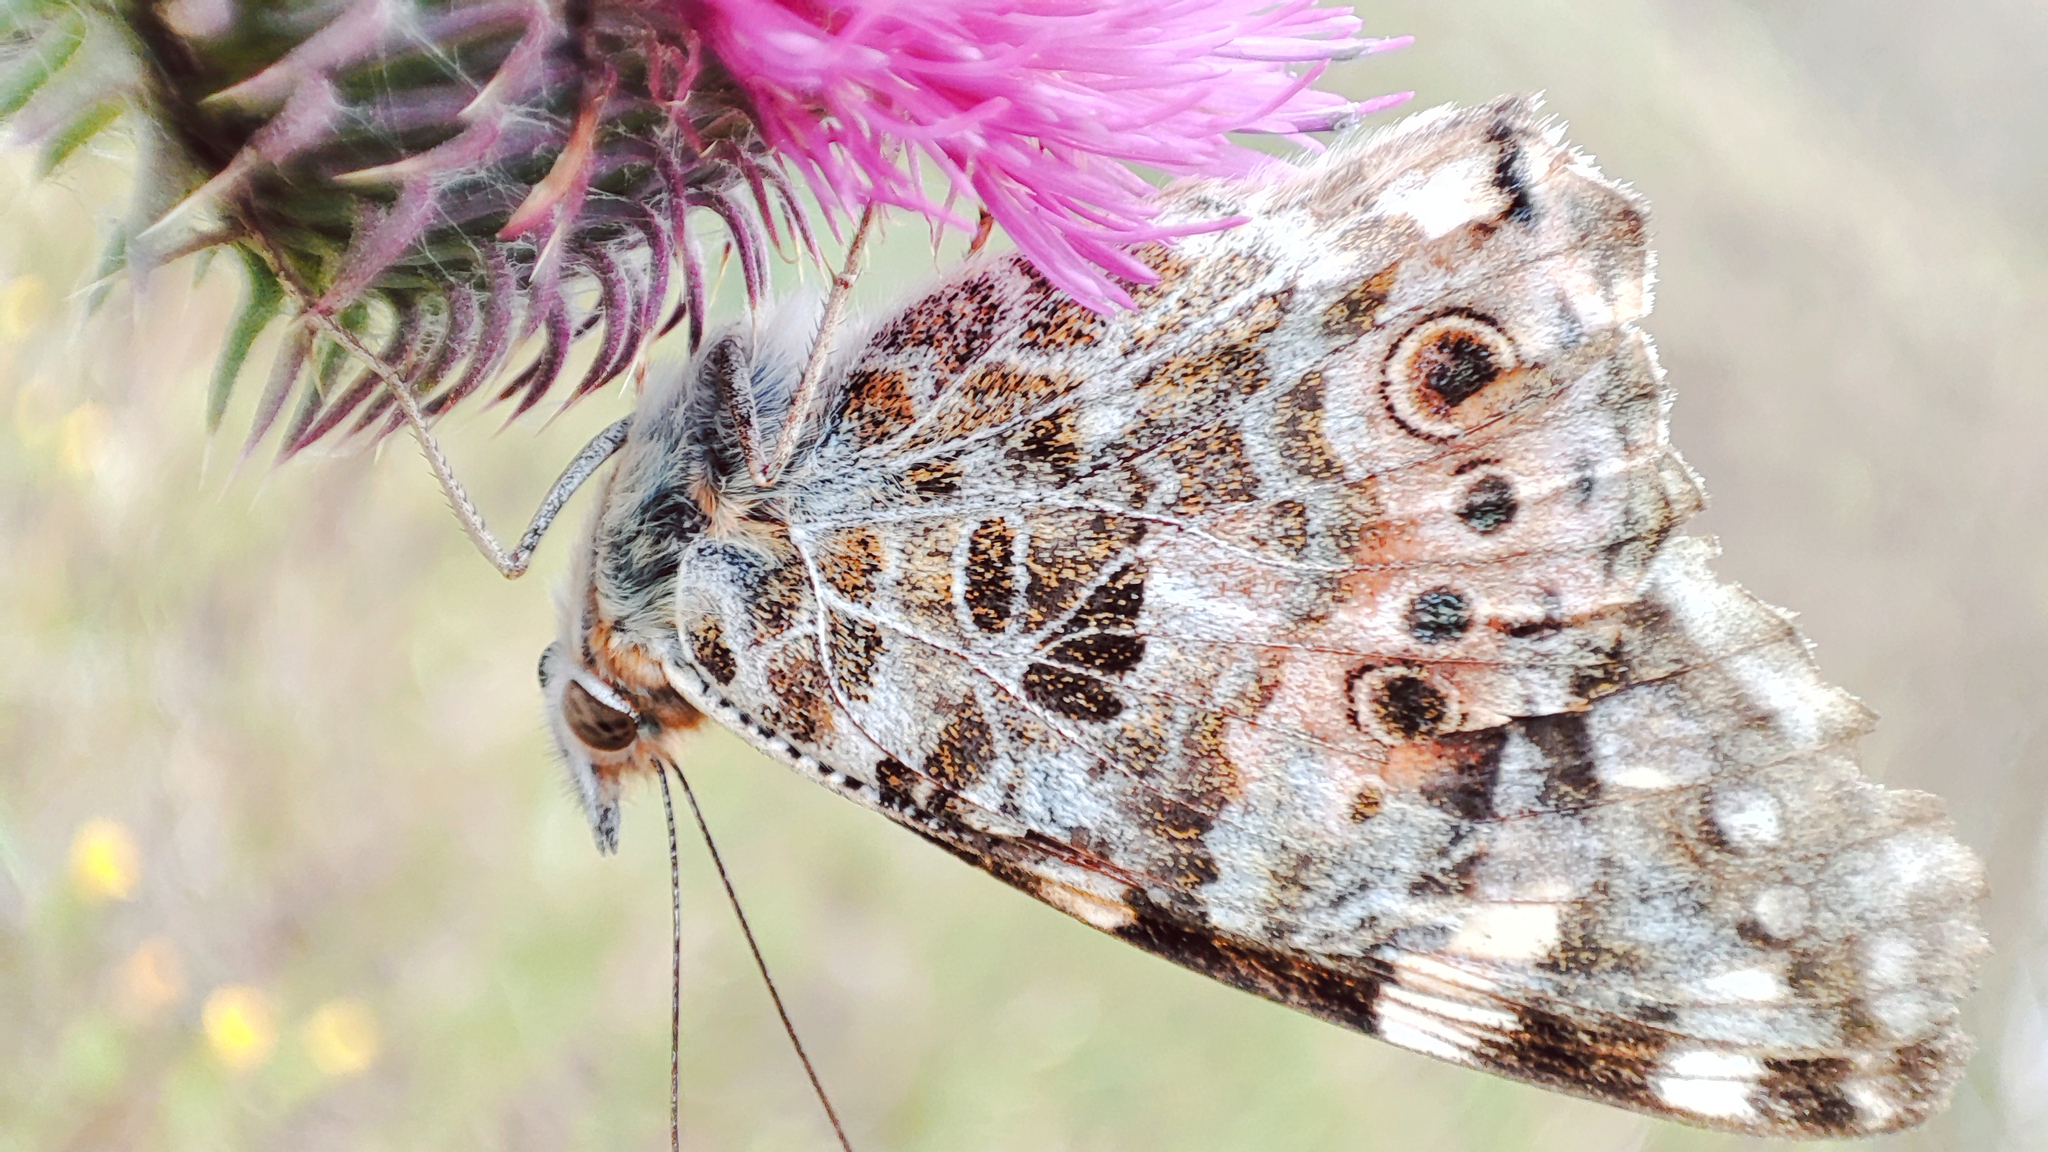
[537,629,705,854]
[532,374,731,854]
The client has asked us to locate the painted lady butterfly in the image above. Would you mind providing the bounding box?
[536,96,1985,1135]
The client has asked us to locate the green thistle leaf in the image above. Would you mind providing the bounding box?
[36,95,118,172]
[207,246,285,434]
[0,12,83,118]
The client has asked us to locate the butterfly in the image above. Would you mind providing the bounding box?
[534,96,1985,1136]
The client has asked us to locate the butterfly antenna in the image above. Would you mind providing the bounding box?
[753,200,882,489]
[665,761,855,1152]
[656,766,684,1152]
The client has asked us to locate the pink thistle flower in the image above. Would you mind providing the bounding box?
[683,0,1408,311]
[1,0,1404,449]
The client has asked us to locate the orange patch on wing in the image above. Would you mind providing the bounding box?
[1127,250,1277,350]
[1016,285,1104,351]
[907,362,1081,448]
[839,367,921,446]
[814,525,885,603]
[763,644,836,745]
[866,274,1001,374]
[1379,738,1451,791]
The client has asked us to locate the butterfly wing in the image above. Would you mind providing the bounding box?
[643,97,1984,1135]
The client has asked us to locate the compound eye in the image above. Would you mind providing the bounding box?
[563,681,638,752]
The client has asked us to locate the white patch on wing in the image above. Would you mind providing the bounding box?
[1655,1050,1764,1122]
[1444,903,1564,960]
[1603,765,1678,790]
[1388,953,1503,994]
[1379,983,1518,1032]
[1845,1081,1895,1127]
[1483,728,1551,816]
[1861,932,1921,987]
[1588,682,1717,791]
[1699,966,1786,1003]
[1655,1076,1758,1122]
[1555,261,1621,328]
[1867,989,1940,1039]
[1751,885,1810,940]
[1373,999,1484,1062]
[1709,788,1783,853]
[1372,158,1500,238]
[1074,394,1129,447]
[1875,833,1941,891]
[1036,880,1136,931]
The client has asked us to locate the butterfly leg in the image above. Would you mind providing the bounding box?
[747,201,881,487]
[500,415,636,573]
[315,302,632,576]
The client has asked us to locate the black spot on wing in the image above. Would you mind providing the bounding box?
[903,453,962,497]
[828,612,885,701]
[1487,116,1536,224]
[1572,457,1597,504]
[1522,712,1600,809]
[1420,331,1502,408]
[1376,674,1449,740]
[1632,1002,1679,1025]
[873,756,924,818]
[1541,886,1641,977]
[869,272,1001,374]
[1349,787,1383,822]
[1005,408,1082,479]
[1022,514,1148,630]
[689,617,737,685]
[1567,633,1631,704]
[924,700,997,788]
[1457,474,1518,533]
[1043,632,1146,675]
[1016,273,1104,350]
[745,556,809,639]
[1493,144,1535,225]
[1022,663,1124,721]
[1135,796,1219,888]
[1273,372,1346,481]
[762,650,833,745]
[1070,564,1145,632]
[965,518,1017,634]
[1886,1040,1955,1115]
[1407,588,1472,643]
[1502,608,1565,640]
[1474,1006,1666,1114]
[1756,1058,1859,1131]
[1321,264,1399,336]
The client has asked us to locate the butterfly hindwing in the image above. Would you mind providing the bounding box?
[574,96,1984,1136]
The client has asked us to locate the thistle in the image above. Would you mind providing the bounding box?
[0,0,1404,454]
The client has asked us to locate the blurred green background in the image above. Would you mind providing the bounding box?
[3,1,2044,1149]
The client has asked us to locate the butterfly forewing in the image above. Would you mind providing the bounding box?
[572,96,1984,1137]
